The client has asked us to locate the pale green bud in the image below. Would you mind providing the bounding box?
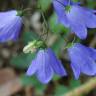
[23,40,44,53]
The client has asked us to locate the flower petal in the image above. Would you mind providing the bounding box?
[66,6,87,39]
[74,43,96,61]
[53,0,71,6]
[47,48,67,76]
[53,0,70,27]
[77,6,96,28]
[0,10,17,26]
[71,63,80,79]
[87,47,96,60]
[70,21,87,39]
[36,50,54,84]
[68,43,96,78]
[26,59,38,76]
[67,5,96,28]
[0,14,22,42]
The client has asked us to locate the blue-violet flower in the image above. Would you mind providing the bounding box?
[26,48,67,84]
[53,0,96,39]
[68,43,96,79]
[0,10,22,42]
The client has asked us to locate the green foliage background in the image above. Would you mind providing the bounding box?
[0,0,95,96]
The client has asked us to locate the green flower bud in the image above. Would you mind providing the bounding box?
[23,40,44,53]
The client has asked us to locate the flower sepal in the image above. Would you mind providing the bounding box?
[64,42,74,50]
[16,10,24,17]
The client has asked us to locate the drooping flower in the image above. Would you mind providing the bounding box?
[68,43,96,79]
[26,48,67,84]
[0,10,22,42]
[53,0,96,39]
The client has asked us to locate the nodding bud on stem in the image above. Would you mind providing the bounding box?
[23,40,44,54]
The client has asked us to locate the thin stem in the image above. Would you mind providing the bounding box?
[64,77,96,96]
[72,36,76,44]
[22,8,32,13]
[38,6,49,41]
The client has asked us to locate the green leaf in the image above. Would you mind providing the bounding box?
[87,0,96,8]
[73,0,79,2]
[49,13,69,33]
[20,75,46,94]
[70,79,81,89]
[52,36,65,54]
[10,53,35,69]
[37,0,51,11]
[53,75,62,81]
[54,85,69,96]
[54,79,81,96]
[22,31,39,45]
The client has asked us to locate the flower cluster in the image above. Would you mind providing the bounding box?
[53,0,96,39]
[0,0,96,84]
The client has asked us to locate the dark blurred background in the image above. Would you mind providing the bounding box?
[0,0,96,96]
